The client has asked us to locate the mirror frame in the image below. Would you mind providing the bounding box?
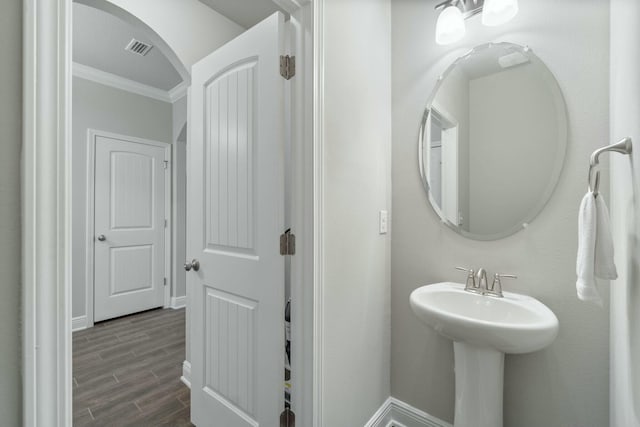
[418,42,568,240]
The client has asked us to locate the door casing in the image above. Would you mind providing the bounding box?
[85,129,171,328]
[21,1,316,426]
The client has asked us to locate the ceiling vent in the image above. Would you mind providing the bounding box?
[125,39,153,56]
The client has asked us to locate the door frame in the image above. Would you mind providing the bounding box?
[22,1,316,426]
[85,129,172,328]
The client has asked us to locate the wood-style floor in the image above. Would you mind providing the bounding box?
[73,308,194,426]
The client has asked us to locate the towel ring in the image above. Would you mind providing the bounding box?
[587,137,632,197]
[588,166,601,196]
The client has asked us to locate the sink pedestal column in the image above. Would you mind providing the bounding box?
[453,342,504,427]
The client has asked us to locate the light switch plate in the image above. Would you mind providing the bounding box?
[379,210,388,234]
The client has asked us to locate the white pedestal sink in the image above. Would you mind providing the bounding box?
[410,282,559,427]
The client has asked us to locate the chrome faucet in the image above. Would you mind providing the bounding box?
[487,273,517,298]
[476,268,488,292]
[456,267,517,298]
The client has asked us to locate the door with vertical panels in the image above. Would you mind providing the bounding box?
[188,12,285,427]
[93,134,168,322]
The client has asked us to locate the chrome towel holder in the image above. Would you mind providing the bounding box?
[588,137,633,196]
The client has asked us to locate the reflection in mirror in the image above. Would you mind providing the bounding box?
[419,42,567,240]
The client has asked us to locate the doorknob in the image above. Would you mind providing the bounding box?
[184,259,200,272]
[97,234,106,242]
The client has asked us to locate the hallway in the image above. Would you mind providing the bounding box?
[72,308,192,426]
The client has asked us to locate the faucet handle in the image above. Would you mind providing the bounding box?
[489,273,517,297]
[455,266,477,291]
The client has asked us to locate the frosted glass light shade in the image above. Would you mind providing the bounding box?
[482,0,519,27]
[435,6,466,46]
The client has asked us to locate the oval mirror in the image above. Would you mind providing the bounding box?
[419,42,568,240]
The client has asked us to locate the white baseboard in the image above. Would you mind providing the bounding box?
[365,397,452,427]
[365,397,395,427]
[181,360,191,389]
[72,315,88,332]
[171,295,186,309]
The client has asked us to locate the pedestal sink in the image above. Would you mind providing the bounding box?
[409,282,559,427]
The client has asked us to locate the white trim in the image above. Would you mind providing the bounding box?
[168,82,188,102]
[171,295,186,309]
[73,62,175,103]
[180,360,192,389]
[365,397,395,427]
[365,398,452,427]
[287,4,315,427]
[23,0,73,425]
[71,316,88,332]
[85,129,172,326]
[273,0,312,14]
[312,0,325,426]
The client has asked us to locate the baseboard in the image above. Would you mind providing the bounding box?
[171,296,186,309]
[365,397,452,427]
[365,397,395,427]
[181,360,191,389]
[72,315,88,332]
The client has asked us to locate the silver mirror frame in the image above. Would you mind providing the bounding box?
[418,42,568,241]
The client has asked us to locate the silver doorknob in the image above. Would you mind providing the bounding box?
[97,234,106,241]
[184,259,200,272]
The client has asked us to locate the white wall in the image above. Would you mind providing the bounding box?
[322,0,392,425]
[0,0,22,424]
[391,1,610,426]
[610,1,640,426]
[72,77,173,318]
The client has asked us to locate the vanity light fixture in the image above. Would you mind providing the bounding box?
[482,0,519,26]
[434,0,519,45]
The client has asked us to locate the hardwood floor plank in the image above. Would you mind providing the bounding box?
[73,308,193,426]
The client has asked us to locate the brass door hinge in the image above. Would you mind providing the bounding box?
[280,229,295,255]
[280,55,295,80]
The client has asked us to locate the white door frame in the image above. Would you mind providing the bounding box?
[85,129,172,328]
[22,1,316,426]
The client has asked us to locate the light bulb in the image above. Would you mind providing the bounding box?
[435,5,466,46]
[482,0,519,27]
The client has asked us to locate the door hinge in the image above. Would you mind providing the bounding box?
[280,408,295,427]
[280,55,295,80]
[280,228,295,255]
[163,277,167,286]
[163,160,169,169]
[164,219,168,228]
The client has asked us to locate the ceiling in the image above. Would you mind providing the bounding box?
[73,3,182,91]
[198,0,285,29]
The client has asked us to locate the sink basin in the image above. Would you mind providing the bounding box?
[410,282,558,354]
[410,281,559,427]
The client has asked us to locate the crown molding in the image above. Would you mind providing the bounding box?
[168,81,188,102]
[72,62,180,103]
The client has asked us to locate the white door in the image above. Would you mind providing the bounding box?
[188,12,285,427]
[93,133,169,322]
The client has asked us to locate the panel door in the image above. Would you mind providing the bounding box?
[94,134,168,322]
[188,12,285,427]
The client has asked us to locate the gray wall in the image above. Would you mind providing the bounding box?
[72,77,173,318]
[0,0,22,424]
[172,96,187,299]
[391,1,610,426]
[468,66,559,234]
[322,0,392,425]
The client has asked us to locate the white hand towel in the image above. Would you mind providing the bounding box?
[594,195,618,280]
[576,192,601,305]
[576,192,618,306]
